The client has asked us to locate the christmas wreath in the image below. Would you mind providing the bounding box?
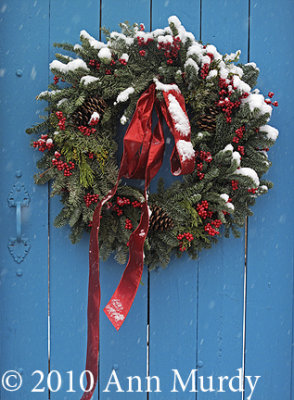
[27,16,278,269]
[27,16,278,399]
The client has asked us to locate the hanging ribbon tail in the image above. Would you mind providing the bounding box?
[81,81,195,400]
[103,200,149,330]
[80,202,102,400]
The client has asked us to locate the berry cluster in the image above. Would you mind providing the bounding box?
[157,36,181,65]
[196,162,204,180]
[200,52,214,79]
[89,117,99,126]
[196,200,223,236]
[265,91,278,107]
[125,218,133,230]
[137,36,153,47]
[78,125,97,136]
[139,49,146,56]
[200,63,210,80]
[248,188,257,194]
[88,152,94,159]
[118,58,127,66]
[88,59,101,70]
[232,125,245,143]
[54,75,59,84]
[132,200,143,208]
[231,180,239,191]
[56,111,66,130]
[52,158,75,176]
[177,232,194,252]
[204,222,220,236]
[33,135,54,152]
[237,145,245,156]
[113,197,143,216]
[217,78,249,123]
[84,193,99,207]
[196,200,213,219]
[117,197,131,206]
[194,151,212,180]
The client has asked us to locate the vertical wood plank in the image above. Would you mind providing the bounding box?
[149,2,200,399]
[99,2,150,399]
[49,1,100,399]
[245,1,294,399]
[0,0,49,398]
[196,1,248,398]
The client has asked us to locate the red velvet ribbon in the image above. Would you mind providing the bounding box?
[81,82,195,399]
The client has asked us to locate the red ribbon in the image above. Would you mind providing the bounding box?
[81,82,195,399]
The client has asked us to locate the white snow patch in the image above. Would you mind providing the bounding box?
[50,58,89,74]
[259,185,268,192]
[220,194,229,202]
[259,124,279,141]
[226,202,235,211]
[168,94,190,137]
[109,32,134,46]
[154,77,180,93]
[80,30,105,49]
[232,75,251,93]
[242,93,272,117]
[57,98,68,107]
[74,44,82,51]
[245,62,259,71]
[153,29,165,37]
[206,44,222,61]
[223,144,234,153]
[37,90,60,99]
[234,167,260,186]
[224,50,241,62]
[89,112,100,124]
[120,53,129,62]
[184,58,199,74]
[115,87,134,104]
[120,115,127,125]
[176,140,195,162]
[232,151,241,167]
[98,47,112,61]
[80,75,100,85]
[206,69,218,80]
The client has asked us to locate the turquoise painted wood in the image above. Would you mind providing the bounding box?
[196,2,248,399]
[0,1,293,400]
[49,2,100,399]
[0,1,49,399]
[245,1,294,399]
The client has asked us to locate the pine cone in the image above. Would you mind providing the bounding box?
[149,205,174,232]
[72,96,107,126]
[196,106,219,132]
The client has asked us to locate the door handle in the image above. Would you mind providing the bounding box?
[7,181,31,263]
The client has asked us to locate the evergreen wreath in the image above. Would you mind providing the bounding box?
[27,16,278,270]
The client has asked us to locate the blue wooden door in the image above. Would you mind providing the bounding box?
[0,1,293,399]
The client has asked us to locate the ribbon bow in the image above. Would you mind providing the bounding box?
[81,82,195,400]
